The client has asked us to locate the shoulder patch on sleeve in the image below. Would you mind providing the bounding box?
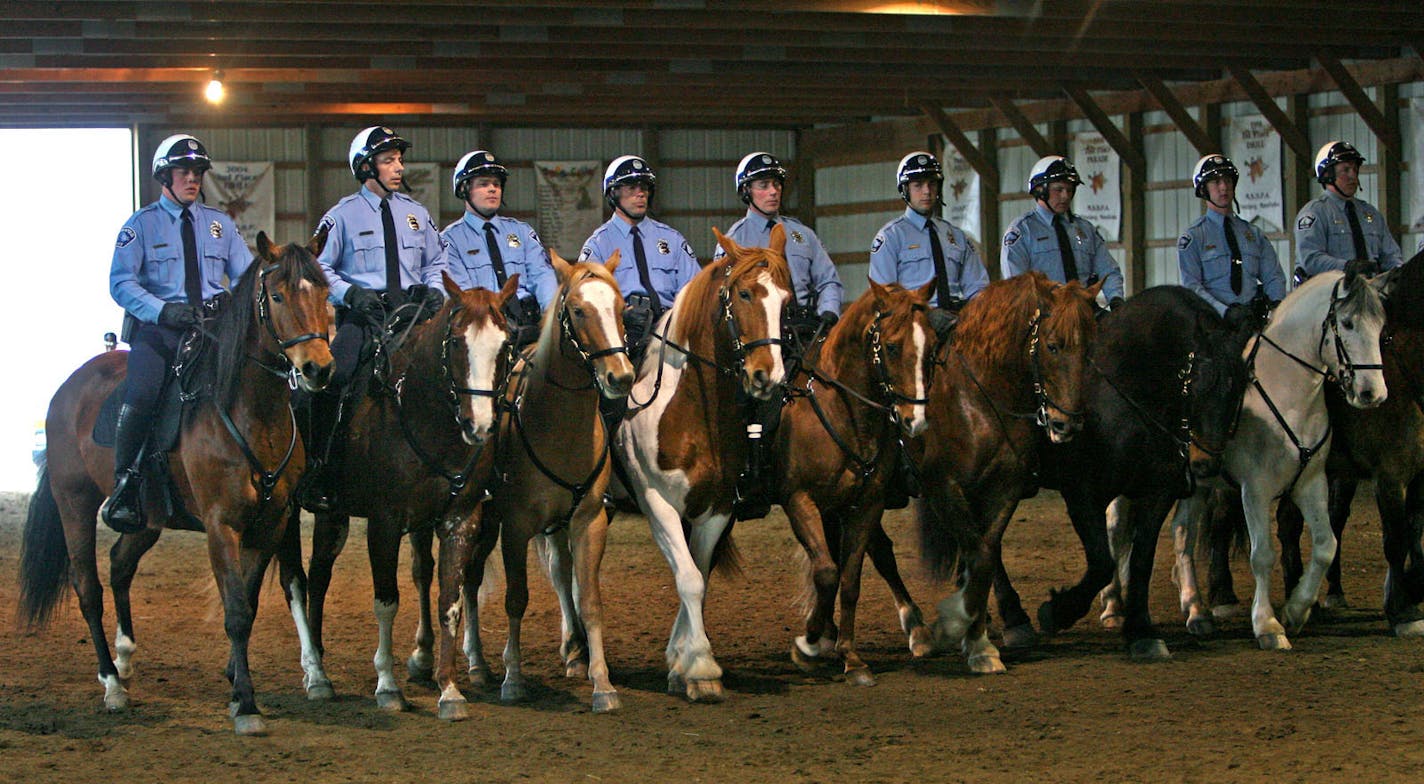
[681,240,696,259]
[869,234,885,254]
[527,227,542,245]
[1177,234,1192,250]
[1297,214,1315,231]
[116,227,136,248]
[577,246,593,263]
[317,215,335,236]
[1002,229,1020,247]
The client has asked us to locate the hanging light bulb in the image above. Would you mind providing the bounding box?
[205,71,225,104]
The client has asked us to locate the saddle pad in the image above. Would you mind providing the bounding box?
[92,377,184,452]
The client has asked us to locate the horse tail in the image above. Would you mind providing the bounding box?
[709,521,744,580]
[914,477,979,582]
[18,461,71,630]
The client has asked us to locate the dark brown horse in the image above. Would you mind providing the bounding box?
[916,271,1102,673]
[20,231,334,735]
[274,273,517,711]
[777,279,935,685]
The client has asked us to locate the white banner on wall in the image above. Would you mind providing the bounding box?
[941,149,981,243]
[205,162,273,250]
[1411,99,1424,230]
[1227,115,1284,233]
[1070,132,1121,241]
[400,163,440,216]
[534,160,603,259]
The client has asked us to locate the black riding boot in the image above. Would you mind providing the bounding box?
[296,391,342,513]
[733,421,772,521]
[100,403,150,534]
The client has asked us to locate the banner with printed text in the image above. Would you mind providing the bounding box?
[535,160,603,259]
[1411,99,1424,230]
[400,163,441,217]
[205,162,273,251]
[1069,132,1121,241]
[1227,115,1284,233]
[939,144,981,244]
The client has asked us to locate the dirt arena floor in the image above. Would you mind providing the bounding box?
[2,487,1423,783]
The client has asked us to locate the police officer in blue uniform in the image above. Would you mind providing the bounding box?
[578,155,700,362]
[442,149,555,348]
[1178,154,1286,329]
[1293,140,1402,282]
[101,134,253,532]
[300,125,448,511]
[1001,155,1125,308]
[870,151,990,340]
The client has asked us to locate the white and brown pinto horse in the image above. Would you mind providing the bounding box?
[617,226,792,702]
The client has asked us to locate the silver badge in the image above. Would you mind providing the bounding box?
[507,233,520,248]
[657,239,670,255]
[791,230,804,244]
[209,220,222,239]
[407,214,420,232]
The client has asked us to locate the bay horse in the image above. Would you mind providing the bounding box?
[988,286,1252,659]
[916,271,1102,674]
[424,252,634,719]
[274,272,517,710]
[1166,267,1394,650]
[616,225,792,702]
[776,279,935,686]
[19,231,334,735]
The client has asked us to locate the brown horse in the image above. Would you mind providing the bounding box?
[19,231,334,735]
[616,226,792,702]
[776,279,936,685]
[423,252,635,720]
[274,273,517,711]
[916,271,1102,673]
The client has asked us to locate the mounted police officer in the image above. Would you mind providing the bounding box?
[1178,154,1286,330]
[715,151,845,519]
[442,149,555,349]
[578,154,700,365]
[1001,155,1125,309]
[301,125,448,511]
[1293,140,1402,283]
[870,151,990,341]
[101,134,253,532]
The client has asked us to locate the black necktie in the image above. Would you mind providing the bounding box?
[380,198,401,293]
[1344,200,1370,262]
[1222,216,1243,295]
[180,207,202,305]
[630,225,660,309]
[765,218,777,232]
[1052,214,1080,283]
[483,221,508,286]
[924,218,953,308]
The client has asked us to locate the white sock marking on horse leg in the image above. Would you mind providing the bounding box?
[113,633,136,680]
[439,682,464,704]
[373,599,401,696]
[98,673,129,710]
[288,578,330,690]
[443,592,464,640]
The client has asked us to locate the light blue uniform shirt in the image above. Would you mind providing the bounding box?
[714,210,843,315]
[578,215,700,310]
[869,207,989,306]
[1001,203,1124,301]
[315,188,447,305]
[110,195,253,324]
[1177,210,1286,316]
[442,212,556,309]
[1293,189,1402,277]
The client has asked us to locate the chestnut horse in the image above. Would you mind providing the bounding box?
[616,226,792,702]
[777,279,935,685]
[19,232,334,735]
[916,272,1102,674]
[425,252,635,719]
[274,273,517,711]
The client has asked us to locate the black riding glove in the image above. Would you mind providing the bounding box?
[1223,303,1252,330]
[343,285,385,321]
[926,307,957,341]
[1343,258,1379,279]
[818,310,839,329]
[1108,296,1126,311]
[158,302,200,329]
[420,286,445,315]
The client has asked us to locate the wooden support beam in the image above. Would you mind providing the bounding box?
[1377,83,1402,237]
[1284,94,1313,277]
[988,96,1054,158]
[1062,84,1147,172]
[922,103,1000,192]
[1137,72,1218,155]
[978,126,1002,280]
[1122,111,1147,294]
[1316,51,1400,153]
[1226,64,1315,160]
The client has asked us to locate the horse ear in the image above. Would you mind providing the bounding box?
[498,273,521,306]
[914,278,938,304]
[1086,277,1107,300]
[768,223,788,256]
[308,223,330,257]
[1371,266,1399,299]
[256,231,274,261]
[604,248,621,275]
[713,227,739,260]
[867,277,891,308]
[442,270,463,297]
[550,250,573,283]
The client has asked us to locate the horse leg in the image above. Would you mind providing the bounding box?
[644,491,725,702]
[206,522,268,736]
[406,527,436,685]
[866,520,932,657]
[1403,474,1424,606]
[54,489,129,711]
[1376,476,1424,636]
[1121,494,1178,661]
[569,503,620,712]
[366,517,409,711]
[1097,497,1130,630]
[108,527,162,680]
[1169,489,1216,636]
[991,554,1035,650]
[1321,476,1358,608]
[307,511,350,660]
[535,530,589,679]
[1206,489,1243,616]
[937,501,1014,675]
[433,511,481,721]
[499,527,533,704]
[463,519,501,688]
[783,493,842,677]
[1276,495,1306,598]
[675,513,733,701]
[1037,489,1115,637]
[832,503,884,687]
[274,504,334,700]
[1281,473,1335,636]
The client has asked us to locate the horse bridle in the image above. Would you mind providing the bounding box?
[1025,307,1085,431]
[255,261,330,389]
[1318,277,1384,392]
[717,259,786,375]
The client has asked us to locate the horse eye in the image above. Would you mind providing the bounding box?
[738,289,752,302]
[1046,342,1060,354]
[270,292,284,304]
[1341,318,1354,330]
[886,344,901,358]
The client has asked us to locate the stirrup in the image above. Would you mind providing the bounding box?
[732,472,771,521]
[100,472,147,534]
[295,461,334,513]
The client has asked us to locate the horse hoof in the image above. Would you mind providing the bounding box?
[1001,623,1039,651]
[790,643,823,674]
[1099,613,1124,631]
[1128,639,1172,662]
[438,699,470,722]
[232,714,268,737]
[500,681,528,704]
[845,667,877,688]
[1320,594,1349,610]
[908,627,934,658]
[467,667,492,689]
[1393,620,1424,638]
[966,654,1006,675]
[592,691,622,714]
[1256,633,1292,651]
[685,678,725,703]
[375,691,410,712]
[565,661,588,680]
[115,662,134,681]
[1282,606,1313,635]
[1036,603,1059,637]
[666,672,685,697]
[1210,603,1241,620]
[103,692,130,712]
[306,682,336,701]
[1185,616,1217,638]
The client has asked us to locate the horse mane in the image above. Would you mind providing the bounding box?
[822,281,918,360]
[953,271,1055,369]
[1331,267,1387,327]
[1385,249,1424,329]
[669,247,791,345]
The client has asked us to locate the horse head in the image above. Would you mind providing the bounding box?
[550,250,635,399]
[440,271,518,444]
[709,226,793,400]
[861,279,935,437]
[254,229,334,393]
[1284,268,1394,410]
[1036,276,1103,442]
[1185,301,1251,479]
